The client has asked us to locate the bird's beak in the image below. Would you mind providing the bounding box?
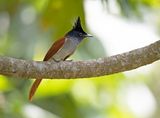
[85,33,93,37]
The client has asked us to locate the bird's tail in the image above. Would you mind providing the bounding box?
[29,79,42,101]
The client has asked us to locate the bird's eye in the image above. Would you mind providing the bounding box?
[79,33,83,36]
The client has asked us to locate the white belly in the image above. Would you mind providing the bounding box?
[52,38,79,61]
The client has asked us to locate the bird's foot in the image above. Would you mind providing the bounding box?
[65,60,73,62]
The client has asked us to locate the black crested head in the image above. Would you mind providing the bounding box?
[66,17,92,39]
[72,17,87,34]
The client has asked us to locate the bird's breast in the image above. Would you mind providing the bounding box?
[51,38,79,61]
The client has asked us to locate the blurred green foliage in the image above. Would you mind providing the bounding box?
[0,0,160,118]
[103,0,160,18]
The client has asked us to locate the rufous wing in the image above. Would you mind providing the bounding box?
[43,37,66,61]
[29,37,65,101]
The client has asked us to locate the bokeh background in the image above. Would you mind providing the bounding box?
[0,0,160,118]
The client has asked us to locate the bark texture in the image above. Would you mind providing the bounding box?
[0,40,160,79]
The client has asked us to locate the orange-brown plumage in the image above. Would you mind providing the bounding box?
[29,38,65,101]
[43,38,65,61]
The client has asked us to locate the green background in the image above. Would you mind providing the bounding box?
[0,0,160,118]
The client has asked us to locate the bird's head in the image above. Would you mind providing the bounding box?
[66,17,92,40]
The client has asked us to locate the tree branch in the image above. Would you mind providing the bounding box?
[0,40,160,79]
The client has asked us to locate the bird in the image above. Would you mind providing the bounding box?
[29,17,92,101]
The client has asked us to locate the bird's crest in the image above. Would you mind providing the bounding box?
[73,17,86,34]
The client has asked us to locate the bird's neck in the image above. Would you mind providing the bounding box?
[67,36,83,44]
